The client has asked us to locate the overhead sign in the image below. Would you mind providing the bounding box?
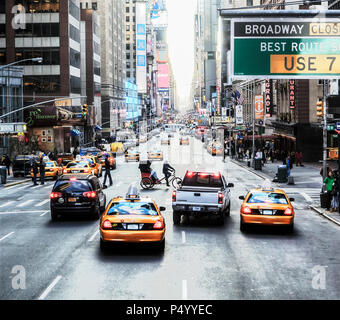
[264,79,272,117]
[289,80,295,109]
[232,19,340,79]
[136,1,147,93]
[255,95,264,119]
[235,105,243,124]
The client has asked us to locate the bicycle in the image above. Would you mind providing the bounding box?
[140,171,182,190]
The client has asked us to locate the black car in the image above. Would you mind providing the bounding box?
[13,155,33,177]
[50,174,106,221]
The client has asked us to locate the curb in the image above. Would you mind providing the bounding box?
[230,159,268,181]
[1,179,31,188]
[309,205,340,227]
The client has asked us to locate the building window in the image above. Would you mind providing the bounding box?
[126,44,130,50]
[70,24,80,43]
[94,60,101,76]
[126,7,129,13]
[247,0,253,6]
[70,75,81,94]
[126,34,130,41]
[69,0,80,20]
[92,2,97,10]
[24,75,61,94]
[0,2,5,14]
[15,48,60,65]
[127,71,130,78]
[126,25,130,31]
[126,16,130,22]
[126,53,130,60]
[15,0,60,14]
[70,48,80,69]
[0,50,6,64]
[15,23,60,37]
[0,24,5,37]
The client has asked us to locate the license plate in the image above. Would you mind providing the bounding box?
[263,210,273,215]
[192,207,201,211]
[68,198,77,202]
[72,170,79,173]
[127,224,139,230]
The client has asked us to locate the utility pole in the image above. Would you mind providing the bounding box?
[323,80,328,180]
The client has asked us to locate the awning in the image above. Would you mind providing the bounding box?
[71,129,81,137]
[95,125,102,131]
[273,133,296,141]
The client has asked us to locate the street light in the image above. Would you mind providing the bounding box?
[0,57,43,70]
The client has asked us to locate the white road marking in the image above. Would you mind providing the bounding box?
[43,185,52,189]
[31,185,41,189]
[35,199,49,207]
[182,231,186,244]
[0,210,46,215]
[0,231,14,242]
[300,192,313,202]
[16,200,33,208]
[88,229,99,242]
[39,211,49,217]
[182,280,187,300]
[0,201,14,208]
[38,276,62,300]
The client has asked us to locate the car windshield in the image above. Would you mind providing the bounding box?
[46,162,55,167]
[67,162,88,168]
[54,180,92,193]
[247,192,288,204]
[107,201,158,216]
[182,173,223,188]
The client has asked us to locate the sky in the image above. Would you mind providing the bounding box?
[166,0,196,112]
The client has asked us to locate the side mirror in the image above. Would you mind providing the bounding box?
[228,183,234,188]
[239,196,245,200]
[159,206,166,212]
[289,198,295,202]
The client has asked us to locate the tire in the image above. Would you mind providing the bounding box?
[173,210,181,225]
[216,213,225,225]
[172,177,182,189]
[156,239,165,252]
[240,219,247,232]
[225,204,231,217]
[93,206,100,220]
[51,210,58,221]
[100,238,109,252]
[286,223,294,233]
[140,177,153,190]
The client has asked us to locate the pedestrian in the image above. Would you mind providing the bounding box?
[103,154,112,188]
[32,159,39,186]
[296,150,303,166]
[39,157,46,185]
[162,160,175,187]
[323,170,334,211]
[73,147,78,159]
[2,154,11,176]
[331,172,340,212]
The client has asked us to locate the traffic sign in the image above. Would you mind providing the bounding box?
[336,122,340,130]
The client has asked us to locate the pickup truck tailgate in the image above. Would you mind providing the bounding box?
[176,187,220,205]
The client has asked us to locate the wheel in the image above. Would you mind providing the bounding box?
[240,218,247,232]
[51,210,58,221]
[100,238,109,252]
[216,212,225,225]
[225,204,231,217]
[172,177,182,189]
[156,239,165,252]
[140,177,154,190]
[286,223,294,233]
[93,206,100,220]
[173,210,181,225]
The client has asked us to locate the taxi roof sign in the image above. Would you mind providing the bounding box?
[260,179,275,191]
[125,185,140,201]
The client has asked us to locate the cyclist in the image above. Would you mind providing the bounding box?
[162,160,175,187]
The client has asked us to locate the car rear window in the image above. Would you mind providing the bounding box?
[182,173,223,188]
[107,202,158,216]
[46,162,55,167]
[53,180,92,193]
[66,162,88,168]
[247,192,288,204]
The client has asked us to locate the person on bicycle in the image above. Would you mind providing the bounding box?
[162,160,175,187]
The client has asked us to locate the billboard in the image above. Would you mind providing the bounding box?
[255,95,264,120]
[151,0,168,27]
[232,19,340,79]
[157,63,169,88]
[136,2,147,93]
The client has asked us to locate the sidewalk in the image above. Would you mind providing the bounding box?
[230,156,340,226]
[0,174,31,188]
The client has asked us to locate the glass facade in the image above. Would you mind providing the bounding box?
[15,48,60,65]
[70,48,80,69]
[15,23,59,37]
[24,75,61,93]
[70,75,81,94]
[125,81,141,121]
[14,0,60,13]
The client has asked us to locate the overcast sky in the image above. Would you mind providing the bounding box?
[167,0,196,112]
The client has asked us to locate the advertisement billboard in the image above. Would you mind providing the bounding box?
[151,0,168,27]
[136,2,147,93]
[157,63,169,88]
[255,95,264,119]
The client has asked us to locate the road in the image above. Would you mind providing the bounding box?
[1,133,340,300]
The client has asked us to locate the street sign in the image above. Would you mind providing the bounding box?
[255,95,264,119]
[336,122,340,130]
[232,19,340,79]
[235,105,243,124]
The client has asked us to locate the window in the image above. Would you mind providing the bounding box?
[23,75,61,94]
[92,2,97,10]
[0,24,5,37]
[94,60,100,76]
[247,0,253,6]
[126,44,130,50]
[15,23,59,37]
[107,202,158,216]
[15,48,60,65]
[54,180,92,193]
[0,50,6,64]
[70,48,80,69]
[69,0,80,20]
[127,71,130,78]
[247,193,288,204]
[70,24,80,43]
[126,7,129,13]
[126,34,130,41]
[0,2,5,13]
[126,16,130,22]
[126,25,130,31]
[126,53,130,60]
[70,75,81,94]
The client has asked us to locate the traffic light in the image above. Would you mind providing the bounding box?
[82,104,88,116]
[316,101,324,118]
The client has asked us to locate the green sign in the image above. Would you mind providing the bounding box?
[232,19,340,79]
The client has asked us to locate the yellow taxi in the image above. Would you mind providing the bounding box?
[31,161,62,180]
[99,186,166,251]
[110,142,125,154]
[139,135,147,143]
[62,161,94,175]
[147,149,163,161]
[179,136,189,145]
[81,155,102,177]
[125,149,140,162]
[98,152,116,170]
[207,141,223,155]
[239,182,295,232]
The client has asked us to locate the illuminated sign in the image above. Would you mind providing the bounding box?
[289,80,295,109]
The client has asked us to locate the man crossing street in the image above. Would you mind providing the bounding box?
[103,154,112,188]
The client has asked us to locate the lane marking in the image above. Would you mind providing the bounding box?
[300,192,313,202]
[31,185,41,189]
[38,275,62,300]
[35,199,50,207]
[17,200,33,208]
[182,231,186,244]
[0,210,46,215]
[0,231,14,242]
[88,229,99,242]
[39,211,49,217]
[0,201,14,208]
[182,280,187,300]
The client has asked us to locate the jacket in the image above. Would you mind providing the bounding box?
[104,158,111,170]
[163,163,175,175]
[324,177,335,192]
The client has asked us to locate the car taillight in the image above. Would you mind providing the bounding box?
[83,169,89,173]
[218,192,223,204]
[172,190,176,202]
[50,192,62,199]
[153,220,164,230]
[63,169,67,174]
[83,191,97,198]
[186,171,194,177]
[102,220,112,229]
[241,206,252,214]
[284,208,294,216]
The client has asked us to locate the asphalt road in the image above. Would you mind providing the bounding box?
[1,133,340,300]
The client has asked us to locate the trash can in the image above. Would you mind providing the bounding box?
[0,166,7,184]
[277,165,288,183]
[254,158,262,170]
[320,192,328,209]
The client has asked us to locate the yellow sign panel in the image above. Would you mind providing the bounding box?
[270,54,340,74]
[310,23,340,36]
[55,99,72,107]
